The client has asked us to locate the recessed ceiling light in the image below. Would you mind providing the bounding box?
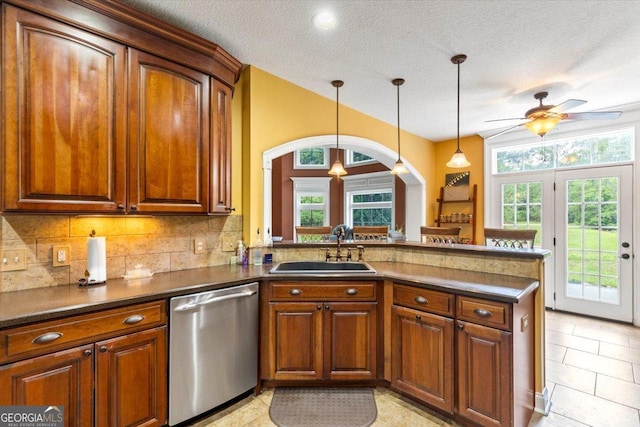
[313,12,337,30]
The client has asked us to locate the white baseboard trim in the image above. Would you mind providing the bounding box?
[535,387,551,415]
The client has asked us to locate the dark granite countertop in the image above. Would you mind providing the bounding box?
[0,261,538,329]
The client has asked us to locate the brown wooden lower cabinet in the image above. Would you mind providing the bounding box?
[95,326,167,427]
[391,283,535,427]
[0,344,94,426]
[268,301,377,381]
[457,320,512,426]
[0,301,167,427]
[263,280,379,382]
[391,304,454,413]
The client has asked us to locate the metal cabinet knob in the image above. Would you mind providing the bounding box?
[416,315,422,321]
[117,204,125,210]
[458,323,464,330]
[325,305,330,310]
[130,205,138,211]
[99,346,108,353]
[83,349,92,357]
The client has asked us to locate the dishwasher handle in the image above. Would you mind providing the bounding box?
[173,290,257,312]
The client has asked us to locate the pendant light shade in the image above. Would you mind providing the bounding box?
[328,80,347,178]
[390,78,409,175]
[446,54,471,168]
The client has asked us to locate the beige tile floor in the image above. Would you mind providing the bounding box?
[191,310,640,427]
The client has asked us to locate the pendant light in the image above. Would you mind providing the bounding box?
[446,54,471,168]
[390,78,409,175]
[328,80,347,178]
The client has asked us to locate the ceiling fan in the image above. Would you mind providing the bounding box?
[486,91,622,139]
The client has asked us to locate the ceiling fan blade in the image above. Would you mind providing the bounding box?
[548,99,586,113]
[485,117,526,123]
[484,123,525,140]
[565,111,622,120]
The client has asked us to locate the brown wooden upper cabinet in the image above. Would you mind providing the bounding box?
[1,0,241,214]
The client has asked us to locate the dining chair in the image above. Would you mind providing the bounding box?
[420,226,461,244]
[352,226,389,241]
[295,226,333,242]
[484,228,537,249]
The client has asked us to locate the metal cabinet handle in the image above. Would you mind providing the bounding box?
[83,349,92,357]
[32,332,62,344]
[416,315,422,321]
[289,289,302,296]
[130,205,138,211]
[225,206,236,212]
[474,308,492,318]
[99,346,108,353]
[346,288,358,296]
[414,296,428,305]
[123,314,145,325]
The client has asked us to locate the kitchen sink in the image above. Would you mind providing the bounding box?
[269,261,376,274]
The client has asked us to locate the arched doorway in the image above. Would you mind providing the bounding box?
[263,135,426,241]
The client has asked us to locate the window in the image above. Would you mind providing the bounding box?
[501,182,542,246]
[492,128,634,174]
[294,147,329,169]
[345,150,376,167]
[291,177,331,228]
[343,172,394,227]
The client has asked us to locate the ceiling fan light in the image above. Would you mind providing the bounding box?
[524,117,561,137]
[446,149,471,168]
[390,159,409,175]
[328,158,347,177]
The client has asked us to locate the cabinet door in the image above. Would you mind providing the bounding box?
[210,80,233,213]
[95,326,167,427]
[391,305,453,413]
[2,5,127,212]
[128,49,210,213]
[269,302,323,380]
[457,321,512,427]
[324,302,377,380]
[0,344,94,426]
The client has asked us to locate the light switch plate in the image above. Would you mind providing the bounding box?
[1,248,28,272]
[53,245,70,267]
[521,314,529,332]
[222,237,236,252]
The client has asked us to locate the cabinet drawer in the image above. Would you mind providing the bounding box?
[457,296,511,331]
[393,284,454,317]
[0,300,166,363]
[270,281,376,301]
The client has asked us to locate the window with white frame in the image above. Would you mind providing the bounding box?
[343,172,394,227]
[345,150,376,167]
[291,177,331,229]
[492,128,634,174]
[294,147,329,169]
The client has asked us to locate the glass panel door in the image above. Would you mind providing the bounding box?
[554,165,633,322]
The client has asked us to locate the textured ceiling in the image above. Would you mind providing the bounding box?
[120,0,640,142]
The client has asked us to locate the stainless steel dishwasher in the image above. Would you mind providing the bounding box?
[169,282,259,426]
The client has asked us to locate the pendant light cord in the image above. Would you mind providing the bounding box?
[336,82,340,151]
[396,82,401,159]
[456,59,460,151]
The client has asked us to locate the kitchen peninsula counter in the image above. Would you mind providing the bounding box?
[0,258,541,329]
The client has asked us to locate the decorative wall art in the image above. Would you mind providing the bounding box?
[443,171,470,201]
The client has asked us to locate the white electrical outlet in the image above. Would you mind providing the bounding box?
[194,238,206,254]
[52,245,70,267]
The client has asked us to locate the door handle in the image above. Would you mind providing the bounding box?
[621,242,630,248]
[619,253,630,259]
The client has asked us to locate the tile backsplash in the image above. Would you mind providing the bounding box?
[0,214,243,292]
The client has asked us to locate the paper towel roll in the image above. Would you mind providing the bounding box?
[87,236,107,284]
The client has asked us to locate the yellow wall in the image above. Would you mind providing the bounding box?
[433,135,485,244]
[238,66,436,239]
